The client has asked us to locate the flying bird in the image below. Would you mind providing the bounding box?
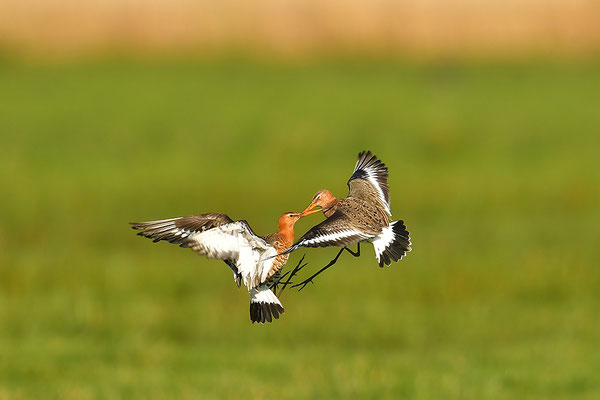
[281,151,412,289]
[130,210,317,323]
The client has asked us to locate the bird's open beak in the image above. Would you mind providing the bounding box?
[300,202,322,217]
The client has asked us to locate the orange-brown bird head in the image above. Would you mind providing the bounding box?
[301,189,337,216]
[278,209,320,230]
[277,211,319,245]
[278,211,303,230]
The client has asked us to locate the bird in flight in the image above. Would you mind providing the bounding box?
[280,151,412,290]
[130,210,318,323]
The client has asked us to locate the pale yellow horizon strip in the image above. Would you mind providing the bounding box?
[0,0,599,56]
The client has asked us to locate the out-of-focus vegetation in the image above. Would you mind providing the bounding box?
[1,0,599,58]
[1,59,599,399]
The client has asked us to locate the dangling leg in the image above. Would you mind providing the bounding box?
[345,242,361,257]
[275,254,306,288]
[275,254,307,298]
[271,254,304,291]
[292,243,361,291]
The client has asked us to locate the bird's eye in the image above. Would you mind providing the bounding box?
[316,194,321,200]
[288,214,293,218]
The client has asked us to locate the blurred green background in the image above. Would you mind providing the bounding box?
[1,1,600,397]
[1,59,599,399]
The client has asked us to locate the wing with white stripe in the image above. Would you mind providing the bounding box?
[131,215,276,289]
[130,213,234,244]
[283,210,374,254]
[347,151,391,215]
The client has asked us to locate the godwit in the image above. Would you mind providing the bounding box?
[130,210,317,323]
[281,151,411,289]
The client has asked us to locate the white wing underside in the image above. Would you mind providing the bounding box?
[184,221,277,290]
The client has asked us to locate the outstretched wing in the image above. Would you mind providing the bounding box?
[347,151,391,215]
[131,214,276,289]
[131,213,234,244]
[281,210,375,255]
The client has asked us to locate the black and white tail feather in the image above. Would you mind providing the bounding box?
[250,285,285,324]
[370,220,412,267]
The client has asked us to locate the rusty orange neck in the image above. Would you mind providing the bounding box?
[277,224,295,247]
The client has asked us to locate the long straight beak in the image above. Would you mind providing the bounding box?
[300,202,322,217]
[301,207,322,217]
[302,202,317,214]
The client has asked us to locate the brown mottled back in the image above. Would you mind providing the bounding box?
[336,197,389,235]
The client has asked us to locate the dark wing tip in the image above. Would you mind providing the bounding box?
[349,169,368,181]
[358,150,373,158]
[350,151,388,179]
[348,151,390,208]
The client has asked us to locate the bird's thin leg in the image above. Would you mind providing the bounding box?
[276,254,307,298]
[291,248,345,291]
[292,243,362,292]
[271,256,303,292]
[273,270,292,290]
[277,262,307,298]
[345,242,361,257]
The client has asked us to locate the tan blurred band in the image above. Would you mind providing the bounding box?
[1,0,599,58]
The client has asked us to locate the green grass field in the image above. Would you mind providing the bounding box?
[1,59,599,399]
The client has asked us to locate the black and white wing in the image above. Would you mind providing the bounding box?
[131,213,234,244]
[347,151,391,215]
[131,214,277,289]
[281,210,375,255]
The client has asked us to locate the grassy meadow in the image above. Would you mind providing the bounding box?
[1,59,599,399]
